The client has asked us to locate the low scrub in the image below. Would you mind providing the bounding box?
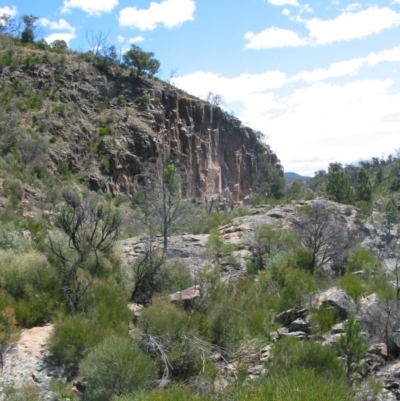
[80,336,156,401]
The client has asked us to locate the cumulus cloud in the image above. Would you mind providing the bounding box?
[118,0,195,31]
[40,18,76,45]
[246,6,400,49]
[62,0,118,15]
[40,18,75,33]
[306,6,400,44]
[290,46,400,83]
[45,33,76,45]
[129,36,145,43]
[0,6,17,17]
[240,80,400,174]
[266,0,299,5]
[171,70,287,103]
[282,8,290,15]
[117,35,125,43]
[342,3,362,12]
[172,45,400,175]
[244,27,307,49]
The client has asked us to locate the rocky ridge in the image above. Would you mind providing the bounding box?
[0,46,281,202]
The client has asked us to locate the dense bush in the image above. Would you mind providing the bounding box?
[269,336,345,380]
[0,250,61,326]
[49,281,131,364]
[80,336,156,401]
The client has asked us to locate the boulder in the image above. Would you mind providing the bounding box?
[316,288,356,319]
[169,285,201,302]
[289,318,310,333]
[274,307,308,326]
[368,343,388,360]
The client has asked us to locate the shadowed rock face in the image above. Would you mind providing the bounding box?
[105,90,281,200]
[0,53,281,200]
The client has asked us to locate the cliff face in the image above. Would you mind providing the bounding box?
[0,45,281,201]
[103,89,280,200]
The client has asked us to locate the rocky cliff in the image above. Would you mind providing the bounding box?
[0,43,281,201]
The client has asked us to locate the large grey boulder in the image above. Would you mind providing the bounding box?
[316,288,356,319]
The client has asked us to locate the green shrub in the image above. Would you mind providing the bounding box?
[85,280,132,332]
[99,124,112,137]
[305,188,315,200]
[205,229,222,261]
[80,336,156,401]
[310,306,340,333]
[163,339,203,380]
[0,250,61,326]
[277,267,316,311]
[139,296,190,338]
[3,178,24,199]
[1,384,45,401]
[114,196,123,207]
[115,385,211,401]
[339,274,364,302]
[49,314,106,364]
[100,156,110,170]
[0,222,28,251]
[230,368,352,401]
[58,161,70,178]
[269,336,345,380]
[141,93,151,105]
[345,247,376,274]
[156,259,194,294]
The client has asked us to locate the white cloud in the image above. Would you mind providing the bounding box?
[244,27,307,49]
[247,6,400,49]
[117,35,125,43]
[306,6,400,44]
[40,18,75,33]
[342,3,361,12]
[129,36,145,43]
[172,71,287,103]
[62,0,118,15]
[290,46,400,83]
[266,0,299,6]
[172,45,400,175]
[118,0,195,31]
[40,18,76,45]
[282,8,290,15]
[45,33,76,45]
[240,80,400,174]
[0,6,17,17]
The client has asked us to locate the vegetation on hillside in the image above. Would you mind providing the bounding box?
[0,16,399,401]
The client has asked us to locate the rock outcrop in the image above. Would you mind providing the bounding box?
[0,50,281,201]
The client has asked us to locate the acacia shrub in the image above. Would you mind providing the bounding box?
[269,336,344,380]
[0,250,61,326]
[49,280,131,364]
[80,336,156,401]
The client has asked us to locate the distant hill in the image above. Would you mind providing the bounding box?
[284,172,311,181]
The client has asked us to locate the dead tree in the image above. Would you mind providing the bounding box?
[135,162,190,253]
[48,196,121,312]
[294,201,361,274]
[129,237,165,306]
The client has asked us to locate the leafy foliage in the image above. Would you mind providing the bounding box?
[123,45,160,78]
[80,336,156,401]
[326,162,354,204]
[253,153,285,201]
[336,314,368,379]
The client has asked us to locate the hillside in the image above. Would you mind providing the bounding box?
[284,172,311,181]
[0,35,281,214]
[1,33,400,401]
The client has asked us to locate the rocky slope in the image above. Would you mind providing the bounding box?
[0,43,281,202]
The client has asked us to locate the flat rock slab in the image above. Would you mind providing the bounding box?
[1,324,63,400]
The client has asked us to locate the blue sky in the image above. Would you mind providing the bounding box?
[1,0,400,175]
